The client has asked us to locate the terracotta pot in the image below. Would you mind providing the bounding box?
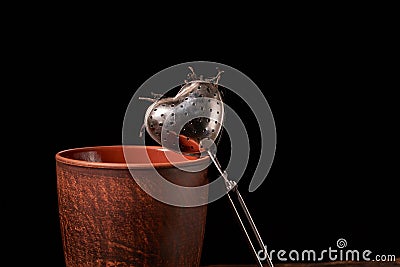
[55,145,209,267]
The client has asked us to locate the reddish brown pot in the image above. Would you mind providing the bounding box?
[56,145,209,267]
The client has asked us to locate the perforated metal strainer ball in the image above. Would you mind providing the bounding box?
[142,78,224,155]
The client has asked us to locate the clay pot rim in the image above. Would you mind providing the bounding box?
[55,145,210,170]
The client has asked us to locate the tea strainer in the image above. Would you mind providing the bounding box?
[140,67,273,267]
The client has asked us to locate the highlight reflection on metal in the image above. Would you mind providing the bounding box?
[140,67,273,267]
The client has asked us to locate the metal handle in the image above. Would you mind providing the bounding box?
[208,151,274,267]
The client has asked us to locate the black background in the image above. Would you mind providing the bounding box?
[16,21,398,266]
